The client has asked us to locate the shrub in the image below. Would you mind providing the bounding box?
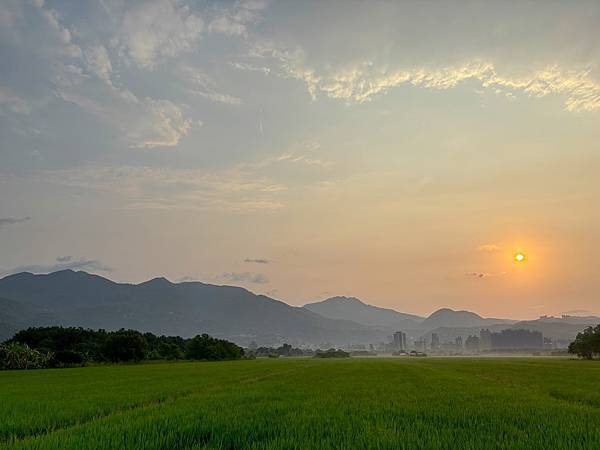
[0,343,53,370]
[314,349,350,358]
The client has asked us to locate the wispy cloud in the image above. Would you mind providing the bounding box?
[465,271,507,279]
[115,0,204,70]
[179,65,242,105]
[0,86,31,115]
[36,165,286,212]
[244,258,270,264]
[1,256,112,277]
[252,44,600,112]
[54,63,193,149]
[218,272,269,284]
[208,0,268,38]
[0,216,30,228]
[176,275,198,283]
[478,244,500,253]
[561,309,596,316]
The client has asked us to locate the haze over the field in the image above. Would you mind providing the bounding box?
[1,0,599,318]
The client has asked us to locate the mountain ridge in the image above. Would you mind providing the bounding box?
[0,270,596,345]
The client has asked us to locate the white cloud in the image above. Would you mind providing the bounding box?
[253,45,600,112]
[84,46,113,84]
[117,0,204,70]
[208,0,268,37]
[54,64,192,148]
[33,0,82,58]
[179,65,242,105]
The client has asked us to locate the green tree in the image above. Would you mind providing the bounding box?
[185,334,243,361]
[102,330,148,362]
[569,325,600,359]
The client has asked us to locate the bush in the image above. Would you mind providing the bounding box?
[569,325,600,359]
[314,349,350,358]
[0,343,53,370]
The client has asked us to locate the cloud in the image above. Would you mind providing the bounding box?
[1,256,112,276]
[84,45,113,84]
[561,309,595,316]
[244,258,270,264]
[0,0,194,148]
[252,45,600,111]
[0,86,31,115]
[218,272,269,284]
[54,63,192,148]
[274,151,332,168]
[179,65,242,105]
[208,0,268,38]
[32,0,82,58]
[37,165,286,212]
[0,216,30,228]
[229,61,270,75]
[116,0,204,70]
[465,271,507,279]
[243,142,332,170]
[478,244,500,253]
[176,275,198,283]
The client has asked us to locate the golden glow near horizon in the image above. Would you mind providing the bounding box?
[0,1,599,319]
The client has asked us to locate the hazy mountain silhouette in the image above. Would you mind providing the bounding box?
[420,308,516,330]
[0,271,595,346]
[0,270,385,346]
[303,296,423,331]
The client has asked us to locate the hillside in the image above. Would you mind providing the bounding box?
[420,308,516,331]
[303,296,423,331]
[0,271,384,347]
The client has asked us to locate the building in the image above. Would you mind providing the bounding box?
[393,331,407,352]
[490,329,543,350]
[414,338,427,352]
[455,336,463,351]
[431,333,440,351]
[480,329,492,351]
[464,335,480,353]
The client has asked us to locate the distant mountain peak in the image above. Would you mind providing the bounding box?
[428,308,482,319]
[139,277,173,287]
[322,296,364,305]
[304,296,424,329]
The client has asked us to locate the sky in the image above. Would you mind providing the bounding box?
[1,0,599,319]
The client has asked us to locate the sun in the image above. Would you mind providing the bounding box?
[514,252,526,262]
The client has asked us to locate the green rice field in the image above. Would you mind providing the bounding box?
[1,357,600,449]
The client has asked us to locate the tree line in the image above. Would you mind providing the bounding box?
[0,326,243,370]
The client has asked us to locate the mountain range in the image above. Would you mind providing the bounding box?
[0,270,597,347]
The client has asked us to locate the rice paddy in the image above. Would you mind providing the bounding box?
[1,357,599,449]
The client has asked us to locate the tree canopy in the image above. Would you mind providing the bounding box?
[2,326,243,370]
[569,325,600,359]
